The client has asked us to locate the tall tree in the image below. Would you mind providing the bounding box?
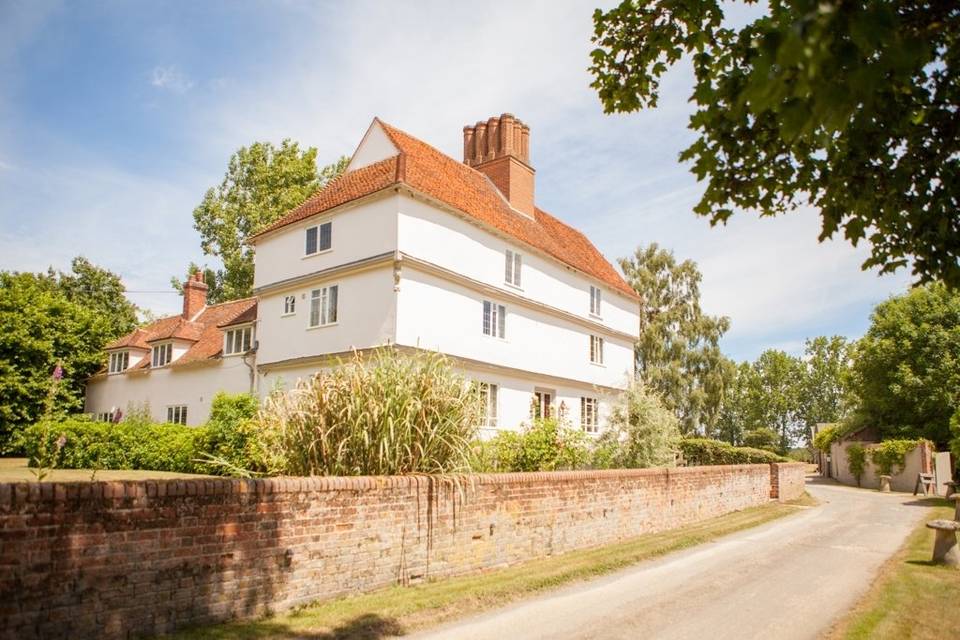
[591,1,960,286]
[716,360,754,445]
[0,259,137,452]
[620,243,732,435]
[181,142,348,302]
[743,350,805,451]
[798,335,852,428]
[847,283,960,447]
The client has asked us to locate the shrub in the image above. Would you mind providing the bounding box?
[847,442,867,486]
[477,417,591,472]
[23,416,204,473]
[742,427,781,453]
[253,348,482,476]
[593,380,679,469]
[950,408,960,473]
[787,447,814,463]
[870,439,925,476]
[679,438,787,466]
[812,424,841,452]
[195,392,262,473]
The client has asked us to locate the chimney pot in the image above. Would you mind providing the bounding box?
[461,112,535,216]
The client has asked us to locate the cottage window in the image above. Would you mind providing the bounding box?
[305,221,332,256]
[309,285,339,327]
[533,390,554,419]
[167,405,188,425]
[224,326,253,356]
[482,300,506,338]
[505,250,522,287]
[283,295,296,315]
[478,382,498,428]
[581,397,598,433]
[108,351,129,374]
[151,342,172,368]
[590,286,602,316]
[590,335,604,365]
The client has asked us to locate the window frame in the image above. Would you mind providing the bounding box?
[478,382,499,428]
[504,249,523,288]
[108,350,129,374]
[590,285,602,317]
[308,284,339,328]
[304,220,333,257]
[167,405,188,425]
[533,389,554,419]
[151,342,173,368]
[589,334,605,365]
[581,396,599,434]
[482,300,507,339]
[223,325,254,356]
[283,295,297,316]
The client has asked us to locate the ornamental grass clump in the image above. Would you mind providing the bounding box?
[254,348,482,476]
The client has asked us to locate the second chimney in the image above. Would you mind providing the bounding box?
[182,271,208,320]
[463,113,534,217]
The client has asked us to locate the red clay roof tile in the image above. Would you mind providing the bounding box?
[252,119,637,298]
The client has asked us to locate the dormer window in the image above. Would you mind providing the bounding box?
[151,342,173,368]
[590,285,602,316]
[108,351,129,374]
[223,326,253,356]
[504,249,522,287]
[305,221,332,256]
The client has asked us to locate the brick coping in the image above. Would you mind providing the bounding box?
[0,463,804,505]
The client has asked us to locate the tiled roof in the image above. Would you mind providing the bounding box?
[106,298,258,372]
[252,119,637,298]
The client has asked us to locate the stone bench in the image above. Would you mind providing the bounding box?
[946,481,958,498]
[951,494,960,521]
[926,520,960,567]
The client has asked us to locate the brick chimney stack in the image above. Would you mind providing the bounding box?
[463,113,534,217]
[182,271,208,320]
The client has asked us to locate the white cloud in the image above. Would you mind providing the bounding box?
[150,65,194,94]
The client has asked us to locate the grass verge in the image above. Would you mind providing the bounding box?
[827,497,959,640]
[0,458,211,482]
[171,494,816,640]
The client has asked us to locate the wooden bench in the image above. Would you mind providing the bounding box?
[926,520,960,567]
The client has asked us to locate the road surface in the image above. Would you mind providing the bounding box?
[411,478,927,640]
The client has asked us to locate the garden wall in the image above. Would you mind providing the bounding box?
[0,463,805,640]
[829,441,931,492]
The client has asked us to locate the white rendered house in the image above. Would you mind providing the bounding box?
[86,114,640,433]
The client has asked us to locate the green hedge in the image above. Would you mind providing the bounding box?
[679,438,788,466]
[23,417,204,473]
[22,393,261,475]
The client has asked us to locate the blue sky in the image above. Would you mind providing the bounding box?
[0,0,911,361]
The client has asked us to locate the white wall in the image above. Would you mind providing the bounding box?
[252,194,400,289]
[397,194,638,336]
[347,121,398,171]
[84,360,252,426]
[255,266,397,367]
[396,267,633,389]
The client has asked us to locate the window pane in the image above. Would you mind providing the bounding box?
[305,226,318,254]
[497,305,506,338]
[483,301,491,335]
[243,328,252,351]
[310,290,321,326]
[328,285,338,323]
[514,253,522,286]
[504,251,512,283]
[319,222,332,251]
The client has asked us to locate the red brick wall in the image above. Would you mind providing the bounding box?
[0,465,786,639]
[769,463,806,501]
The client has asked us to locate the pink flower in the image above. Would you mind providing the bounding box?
[52,363,63,381]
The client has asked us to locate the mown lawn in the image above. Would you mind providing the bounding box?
[0,457,212,482]
[170,495,816,640]
[829,498,959,640]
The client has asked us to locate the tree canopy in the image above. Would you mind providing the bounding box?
[620,243,732,435]
[0,258,137,452]
[591,1,960,287]
[181,141,348,302]
[847,283,960,447]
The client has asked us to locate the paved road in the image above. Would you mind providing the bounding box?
[410,478,928,640]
